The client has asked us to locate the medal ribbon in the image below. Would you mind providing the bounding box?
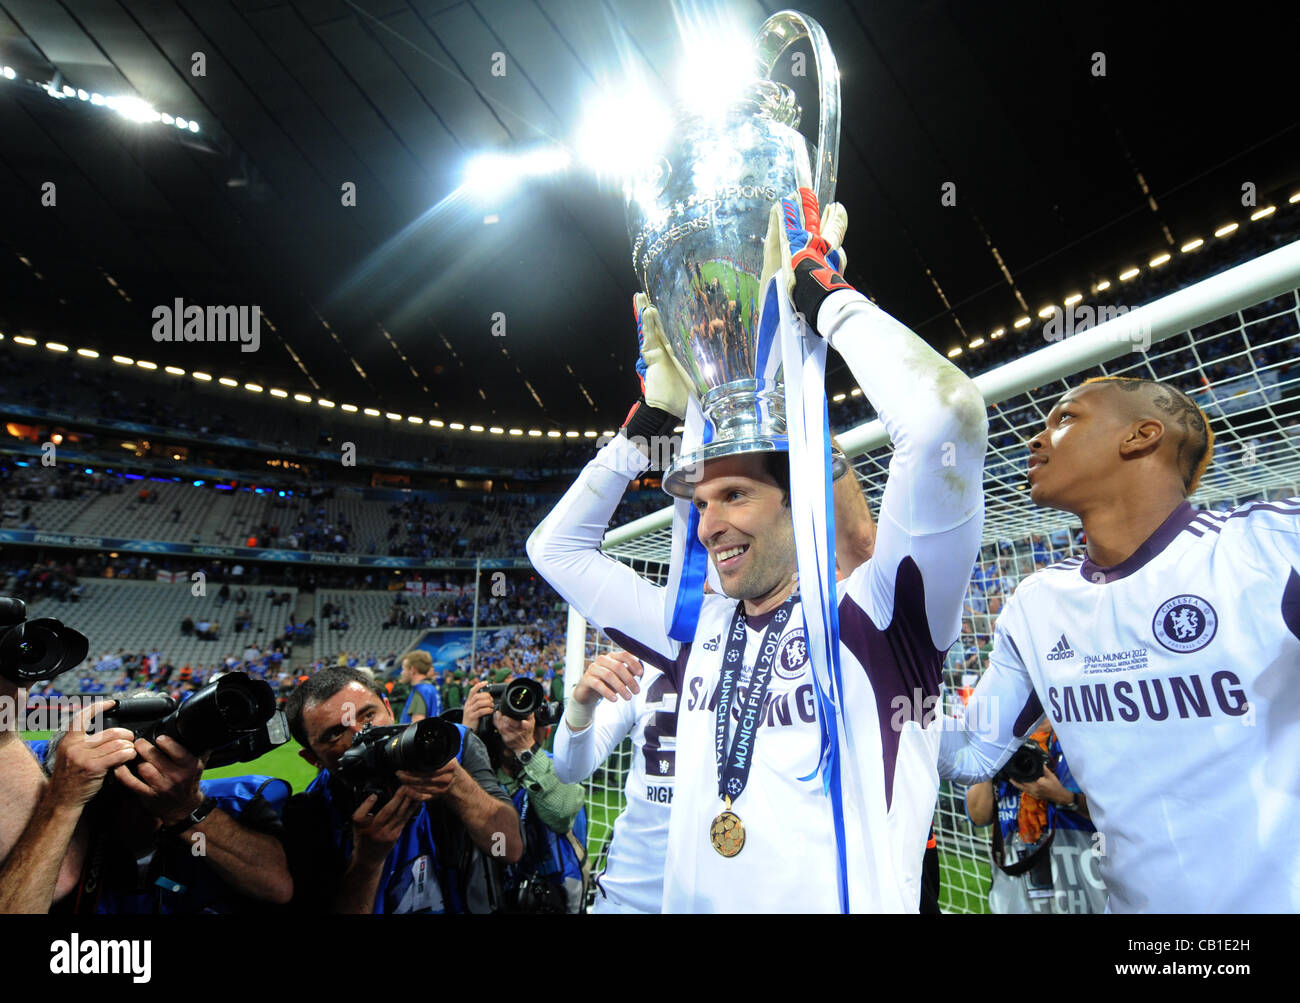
[714,596,797,804]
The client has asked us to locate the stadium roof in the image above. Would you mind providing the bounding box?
[1,0,1296,432]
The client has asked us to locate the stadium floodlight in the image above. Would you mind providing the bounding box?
[219,377,238,386]
[850,388,862,396]
[527,430,542,437]
[270,388,288,398]
[188,121,199,133]
[509,428,523,435]
[1181,238,1204,252]
[546,430,561,438]
[108,95,160,123]
[490,426,505,434]
[62,85,74,97]
[584,431,598,438]
[341,403,357,412]
[969,338,985,349]
[111,354,132,364]
[947,347,962,358]
[1095,279,1112,291]
[161,113,174,125]
[363,407,380,416]
[463,145,570,199]
[1250,206,1275,221]
[136,360,158,370]
[192,371,212,381]
[175,117,188,130]
[1013,316,1031,329]
[2,66,15,80]
[90,93,103,105]
[1290,192,1300,204]
[46,342,68,352]
[1149,252,1171,268]
[576,87,672,182]
[469,425,485,432]
[245,383,263,392]
[429,419,445,428]
[386,412,402,421]
[1119,267,1140,281]
[78,348,100,358]
[450,422,465,430]
[293,393,312,402]
[407,415,423,423]
[1214,222,1239,237]
[13,336,36,346]
[76,89,87,101]
[1037,305,1055,319]
[831,392,846,402]
[674,16,755,115]
[317,399,335,408]
[990,328,1006,339]
[1063,293,1082,306]
[164,365,184,375]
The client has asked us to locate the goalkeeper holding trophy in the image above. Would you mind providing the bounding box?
[529,1,986,918]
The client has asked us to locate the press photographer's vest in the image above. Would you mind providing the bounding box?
[60,773,290,915]
[306,722,471,914]
[506,752,588,913]
[400,680,441,723]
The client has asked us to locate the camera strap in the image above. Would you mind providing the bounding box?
[992,816,1056,877]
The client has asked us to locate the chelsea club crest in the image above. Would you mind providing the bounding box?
[1152,595,1218,653]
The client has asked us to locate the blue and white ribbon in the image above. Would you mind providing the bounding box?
[773,274,853,914]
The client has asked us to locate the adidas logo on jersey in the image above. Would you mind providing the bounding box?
[702,634,721,651]
[1046,634,1076,661]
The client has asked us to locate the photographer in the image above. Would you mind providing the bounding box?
[0,696,293,914]
[283,667,522,914]
[398,649,441,722]
[462,677,588,912]
[964,727,1104,914]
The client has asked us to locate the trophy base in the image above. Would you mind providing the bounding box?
[662,436,849,499]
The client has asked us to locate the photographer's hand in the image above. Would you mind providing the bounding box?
[395,759,457,800]
[335,790,422,914]
[493,712,535,757]
[1010,767,1073,806]
[460,680,494,732]
[0,701,134,914]
[114,735,204,825]
[48,702,138,811]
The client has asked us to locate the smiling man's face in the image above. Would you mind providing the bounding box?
[693,453,796,609]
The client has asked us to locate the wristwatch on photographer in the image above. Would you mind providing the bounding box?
[160,797,218,836]
[516,747,535,767]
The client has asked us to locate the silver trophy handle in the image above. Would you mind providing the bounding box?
[754,10,841,209]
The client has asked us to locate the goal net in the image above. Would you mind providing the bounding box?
[565,239,1300,912]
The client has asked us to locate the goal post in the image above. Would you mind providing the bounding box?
[563,239,1300,912]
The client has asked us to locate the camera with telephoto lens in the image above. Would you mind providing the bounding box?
[96,673,284,766]
[332,717,463,814]
[994,740,1052,785]
[486,677,560,726]
[0,597,89,684]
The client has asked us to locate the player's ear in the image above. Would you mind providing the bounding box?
[1118,418,1164,459]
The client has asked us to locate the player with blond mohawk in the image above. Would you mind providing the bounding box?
[938,375,1300,912]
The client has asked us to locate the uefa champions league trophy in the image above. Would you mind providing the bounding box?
[624,9,844,497]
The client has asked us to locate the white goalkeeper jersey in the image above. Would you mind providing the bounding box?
[553,666,678,914]
[529,289,987,913]
[939,497,1300,912]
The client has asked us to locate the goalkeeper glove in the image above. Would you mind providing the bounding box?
[761,187,853,332]
[622,293,690,458]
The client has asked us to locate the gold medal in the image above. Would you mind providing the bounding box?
[710,798,745,857]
